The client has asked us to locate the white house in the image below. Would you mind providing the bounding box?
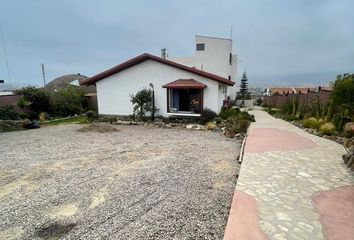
[83,35,238,117]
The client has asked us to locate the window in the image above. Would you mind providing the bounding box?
[228,76,231,80]
[196,43,205,51]
[229,53,232,64]
[168,89,202,113]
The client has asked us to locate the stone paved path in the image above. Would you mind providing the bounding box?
[224,109,354,240]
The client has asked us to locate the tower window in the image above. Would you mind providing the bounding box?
[196,43,205,51]
[229,53,232,64]
[228,76,231,80]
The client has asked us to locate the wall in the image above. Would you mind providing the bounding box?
[96,60,221,117]
[0,95,22,112]
[169,35,237,99]
[235,100,254,108]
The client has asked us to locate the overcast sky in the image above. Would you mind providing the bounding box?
[0,0,353,89]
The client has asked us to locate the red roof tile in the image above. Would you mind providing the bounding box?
[162,79,207,89]
[82,53,234,86]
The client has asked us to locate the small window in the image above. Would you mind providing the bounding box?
[229,53,232,64]
[228,76,231,80]
[196,43,205,51]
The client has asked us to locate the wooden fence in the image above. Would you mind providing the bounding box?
[263,89,332,108]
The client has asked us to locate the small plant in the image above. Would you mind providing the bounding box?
[319,122,336,135]
[219,107,240,119]
[200,108,217,124]
[130,88,154,120]
[206,121,216,130]
[85,110,99,122]
[303,117,319,129]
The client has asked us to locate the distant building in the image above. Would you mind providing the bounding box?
[45,74,95,94]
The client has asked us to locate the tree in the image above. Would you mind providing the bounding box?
[50,86,85,116]
[130,88,154,119]
[16,86,50,119]
[237,71,251,100]
[326,73,354,126]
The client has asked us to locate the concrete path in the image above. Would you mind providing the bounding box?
[224,109,354,240]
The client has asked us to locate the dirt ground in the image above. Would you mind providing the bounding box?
[0,124,240,240]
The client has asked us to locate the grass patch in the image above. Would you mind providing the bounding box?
[42,116,89,126]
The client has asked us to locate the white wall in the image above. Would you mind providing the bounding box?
[169,56,195,67]
[169,35,238,100]
[96,60,221,117]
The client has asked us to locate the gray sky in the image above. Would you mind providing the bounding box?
[0,0,353,89]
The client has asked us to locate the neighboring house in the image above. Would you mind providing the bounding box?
[82,35,237,117]
[45,74,97,110]
[45,74,95,94]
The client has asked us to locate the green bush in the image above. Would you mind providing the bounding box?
[225,116,250,134]
[50,86,85,116]
[0,105,20,120]
[200,108,217,124]
[130,88,154,120]
[219,107,240,120]
[16,86,50,118]
[319,122,336,135]
[303,117,319,129]
[85,110,99,122]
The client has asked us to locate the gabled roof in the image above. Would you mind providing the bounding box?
[82,53,235,86]
[162,79,207,89]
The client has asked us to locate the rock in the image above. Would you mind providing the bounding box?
[186,124,194,129]
[343,153,351,164]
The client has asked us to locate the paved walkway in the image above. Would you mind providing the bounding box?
[224,109,354,240]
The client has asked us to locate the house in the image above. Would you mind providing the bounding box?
[45,74,97,110]
[82,35,238,117]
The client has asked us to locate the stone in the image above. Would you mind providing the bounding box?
[342,153,351,164]
[276,212,291,221]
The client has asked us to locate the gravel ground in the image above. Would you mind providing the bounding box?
[0,124,240,240]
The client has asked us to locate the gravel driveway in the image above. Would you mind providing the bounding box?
[0,124,240,239]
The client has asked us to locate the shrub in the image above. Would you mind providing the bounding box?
[200,108,217,124]
[0,105,20,120]
[50,86,85,116]
[319,122,336,135]
[16,86,50,118]
[130,88,155,120]
[303,117,319,129]
[225,116,250,135]
[85,110,99,122]
[206,121,216,130]
[238,111,255,122]
[238,119,250,133]
[219,107,240,119]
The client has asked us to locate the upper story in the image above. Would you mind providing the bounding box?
[168,35,238,82]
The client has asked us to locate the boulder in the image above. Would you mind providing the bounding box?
[343,153,351,164]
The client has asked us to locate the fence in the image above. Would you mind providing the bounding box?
[263,89,332,108]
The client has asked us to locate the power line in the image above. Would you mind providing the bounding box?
[0,19,12,90]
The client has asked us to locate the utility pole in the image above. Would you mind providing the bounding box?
[41,63,46,87]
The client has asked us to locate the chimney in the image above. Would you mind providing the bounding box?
[161,48,167,59]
